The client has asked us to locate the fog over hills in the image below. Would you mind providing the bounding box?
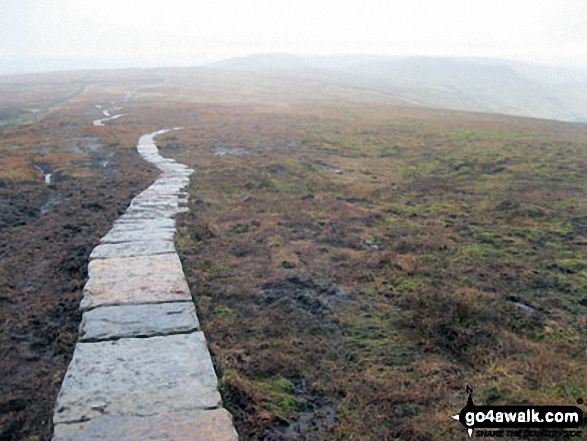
[208,53,587,122]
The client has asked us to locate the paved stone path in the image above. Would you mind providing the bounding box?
[52,130,238,440]
[93,100,126,126]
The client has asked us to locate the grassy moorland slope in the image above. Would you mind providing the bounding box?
[1,67,586,440]
[115,69,586,439]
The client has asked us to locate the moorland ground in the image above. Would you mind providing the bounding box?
[1,68,586,440]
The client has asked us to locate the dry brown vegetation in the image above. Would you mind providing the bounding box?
[0,74,160,441]
[161,71,587,439]
[1,68,586,440]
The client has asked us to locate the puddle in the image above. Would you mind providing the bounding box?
[40,192,63,215]
[92,152,115,176]
[315,159,343,174]
[214,142,249,156]
[33,163,53,184]
[507,296,539,314]
[70,136,103,154]
[31,162,62,214]
[285,405,337,439]
[253,139,299,151]
[215,147,249,156]
[513,302,538,314]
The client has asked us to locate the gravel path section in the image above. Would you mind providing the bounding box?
[51,130,238,440]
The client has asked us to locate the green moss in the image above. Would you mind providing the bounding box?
[393,275,421,293]
[555,259,587,274]
[197,259,232,275]
[407,161,439,177]
[230,223,251,234]
[212,306,235,319]
[470,226,510,247]
[256,376,301,420]
[554,380,587,400]
[343,309,417,366]
[458,243,508,261]
[454,129,533,138]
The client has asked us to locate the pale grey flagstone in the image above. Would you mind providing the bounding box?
[100,228,175,244]
[81,254,191,311]
[79,302,199,342]
[53,333,221,424]
[112,217,176,228]
[89,240,175,260]
[52,409,238,441]
[107,223,175,236]
[118,208,188,220]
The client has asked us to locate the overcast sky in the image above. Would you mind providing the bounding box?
[1,0,586,74]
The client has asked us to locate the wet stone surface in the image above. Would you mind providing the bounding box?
[116,206,188,220]
[81,252,191,311]
[53,333,222,424]
[100,227,175,244]
[53,408,238,441]
[112,217,176,229]
[89,239,176,260]
[79,302,199,342]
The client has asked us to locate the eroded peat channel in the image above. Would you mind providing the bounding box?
[51,131,237,440]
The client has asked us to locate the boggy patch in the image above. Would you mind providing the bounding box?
[260,274,352,319]
[203,274,352,439]
[0,150,158,441]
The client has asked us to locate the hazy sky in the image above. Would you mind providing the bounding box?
[1,0,586,74]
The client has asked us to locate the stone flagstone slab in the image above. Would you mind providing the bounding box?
[89,240,175,260]
[123,206,186,217]
[128,200,180,210]
[53,408,238,441]
[79,303,199,342]
[130,193,180,202]
[129,199,180,208]
[113,217,176,228]
[100,228,175,244]
[138,191,188,199]
[87,253,186,280]
[144,186,190,195]
[110,219,176,230]
[117,207,188,220]
[53,333,221,424]
[81,254,191,311]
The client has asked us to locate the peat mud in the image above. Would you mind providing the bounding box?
[260,274,352,321]
[0,152,158,441]
[226,275,348,439]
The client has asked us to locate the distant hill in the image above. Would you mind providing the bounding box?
[207,53,587,122]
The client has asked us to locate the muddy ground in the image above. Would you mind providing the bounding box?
[0,151,158,441]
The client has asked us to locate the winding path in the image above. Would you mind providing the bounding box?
[52,130,237,440]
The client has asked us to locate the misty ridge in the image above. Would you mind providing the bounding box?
[206,53,587,123]
[2,52,587,124]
